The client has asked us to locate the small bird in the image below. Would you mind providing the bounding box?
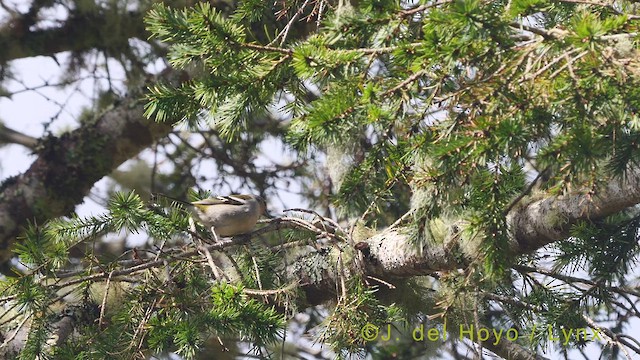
[190,194,267,237]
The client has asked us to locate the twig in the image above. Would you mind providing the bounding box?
[548,50,589,79]
[389,209,415,229]
[98,271,115,328]
[583,315,634,359]
[508,22,556,40]
[514,265,640,298]
[503,166,551,215]
[252,255,263,291]
[283,208,347,237]
[556,0,640,19]
[338,252,347,300]
[400,0,453,17]
[0,314,30,350]
[524,48,582,81]
[365,276,396,289]
[198,244,228,281]
[239,43,293,55]
[243,282,299,296]
[272,0,312,46]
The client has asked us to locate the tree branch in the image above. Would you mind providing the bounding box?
[0,9,147,63]
[0,70,183,264]
[361,167,640,276]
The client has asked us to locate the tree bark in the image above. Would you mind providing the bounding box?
[0,70,181,263]
[358,169,640,277]
[0,9,147,63]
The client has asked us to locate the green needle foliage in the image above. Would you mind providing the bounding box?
[141,0,640,357]
[4,191,285,359]
[141,0,640,356]
[145,0,640,276]
[7,0,640,358]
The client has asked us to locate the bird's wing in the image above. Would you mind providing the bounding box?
[191,195,248,206]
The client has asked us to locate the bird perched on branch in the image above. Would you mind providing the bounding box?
[190,194,267,237]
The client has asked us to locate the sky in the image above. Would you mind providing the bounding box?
[1,54,131,223]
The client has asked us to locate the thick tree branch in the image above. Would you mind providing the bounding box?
[482,331,549,360]
[508,171,640,250]
[0,70,184,263]
[360,168,640,276]
[0,123,37,149]
[0,9,146,63]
